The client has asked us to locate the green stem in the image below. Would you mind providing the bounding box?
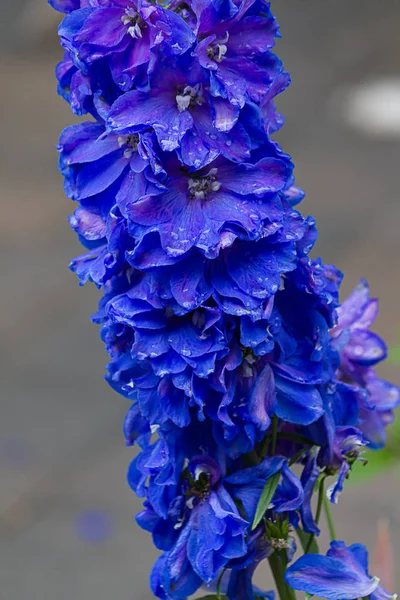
[305,477,326,553]
[323,493,336,541]
[268,551,296,600]
[259,434,270,459]
[271,416,279,455]
[216,568,226,600]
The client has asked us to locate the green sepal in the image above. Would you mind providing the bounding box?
[265,516,289,540]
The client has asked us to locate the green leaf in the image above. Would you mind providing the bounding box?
[252,472,280,530]
[296,527,319,554]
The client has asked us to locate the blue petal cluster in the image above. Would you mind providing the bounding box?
[51,1,398,599]
[286,541,394,600]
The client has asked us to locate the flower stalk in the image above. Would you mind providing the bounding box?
[269,551,296,600]
[50,0,399,599]
[323,493,336,542]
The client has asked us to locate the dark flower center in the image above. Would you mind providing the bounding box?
[206,32,229,62]
[176,84,204,113]
[118,133,140,158]
[185,471,212,505]
[121,8,146,39]
[187,168,221,200]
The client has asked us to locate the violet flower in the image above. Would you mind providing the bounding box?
[50,1,398,599]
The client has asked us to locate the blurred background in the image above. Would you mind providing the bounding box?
[0,1,399,598]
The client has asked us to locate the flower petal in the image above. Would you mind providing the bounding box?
[285,548,380,600]
[218,158,290,196]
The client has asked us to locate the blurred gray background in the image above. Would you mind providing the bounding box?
[1,1,400,599]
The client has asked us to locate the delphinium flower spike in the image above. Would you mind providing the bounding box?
[50,1,399,599]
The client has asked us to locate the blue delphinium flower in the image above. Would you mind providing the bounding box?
[50,1,398,599]
[58,0,196,90]
[285,541,395,600]
[49,0,81,12]
[193,0,282,109]
[133,452,302,598]
[332,280,400,448]
[55,49,121,118]
[106,53,255,165]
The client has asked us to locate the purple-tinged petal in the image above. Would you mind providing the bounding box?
[283,185,305,207]
[358,407,393,450]
[335,279,371,331]
[69,207,107,241]
[194,35,219,71]
[151,6,197,56]
[300,454,320,534]
[211,97,240,132]
[247,364,275,430]
[160,200,207,257]
[215,57,272,106]
[192,0,238,35]
[285,543,380,600]
[170,253,211,310]
[228,16,277,56]
[116,170,163,217]
[204,191,264,238]
[127,233,182,269]
[327,542,383,588]
[366,372,400,411]
[261,71,291,134]
[74,8,126,48]
[127,189,185,227]
[69,245,109,286]
[355,298,379,330]
[346,330,387,366]
[218,158,290,196]
[108,89,193,152]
